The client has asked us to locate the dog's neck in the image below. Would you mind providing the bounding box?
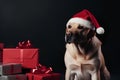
[76,36,101,56]
[77,38,93,53]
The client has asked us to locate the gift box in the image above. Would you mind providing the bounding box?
[0,50,2,62]
[0,43,4,63]
[0,63,22,75]
[3,48,39,69]
[0,74,27,80]
[0,43,4,50]
[26,73,61,80]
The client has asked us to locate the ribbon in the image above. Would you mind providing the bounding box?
[32,64,53,74]
[20,49,23,64]
[16,40,33,48]
[45,67,53,74]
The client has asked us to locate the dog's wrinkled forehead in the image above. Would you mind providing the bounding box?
[67,22,84,28]
[67,23,81,28]
[66,22,87,32]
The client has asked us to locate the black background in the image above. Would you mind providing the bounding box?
[0,0,119,76]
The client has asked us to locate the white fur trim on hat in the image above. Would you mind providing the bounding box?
[66,17,95,30]
[96,27,104,34]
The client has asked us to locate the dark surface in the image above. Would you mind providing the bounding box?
[0,0,120,79]
[60,73,120,80]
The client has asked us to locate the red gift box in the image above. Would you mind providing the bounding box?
[0,50,2,62]
[3,48,39,69]
[26,73,61,80]
[0,43,4,62]
[0,43,4,50]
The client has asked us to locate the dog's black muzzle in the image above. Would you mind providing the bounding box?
[65,31,87,44]
[65,32,74,43]
[65,32,81,44]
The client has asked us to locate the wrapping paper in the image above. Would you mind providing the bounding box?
[3,48,39,69]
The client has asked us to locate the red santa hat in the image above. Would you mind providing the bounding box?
[66,9,104,34]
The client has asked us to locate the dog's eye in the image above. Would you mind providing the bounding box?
[78,25,83,29]
[68,25,72,29]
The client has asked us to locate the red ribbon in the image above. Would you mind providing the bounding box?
[32,64,53,74]
[20,49,23,64]
[16,40,33,48]
[45,67,53,74]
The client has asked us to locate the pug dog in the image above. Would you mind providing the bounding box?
[64,9,110,80]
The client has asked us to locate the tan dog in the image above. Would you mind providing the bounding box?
[64,9,110,80]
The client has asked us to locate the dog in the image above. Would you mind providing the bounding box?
[64,9,110,80]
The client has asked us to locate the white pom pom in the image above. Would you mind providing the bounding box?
[96,27,105,34]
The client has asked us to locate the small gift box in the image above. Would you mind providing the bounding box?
[0,43,4,50]
[0,43,4,63]
[0,63,22,75]
[0,51,2,62]
[3,48,39,69]
[0,74,27,80]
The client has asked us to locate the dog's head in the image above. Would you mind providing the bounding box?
[65,22,95,44]
[65,9,105,44]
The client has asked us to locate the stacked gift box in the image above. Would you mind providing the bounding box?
[0,40,61,80]
[3,48,39,69]
[0,63,27,80]
[0,43,4,62]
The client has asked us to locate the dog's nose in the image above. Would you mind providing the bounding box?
[65,32,74,43]
[67,32,73,38]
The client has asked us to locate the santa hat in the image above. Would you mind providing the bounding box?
[66,9,104,34]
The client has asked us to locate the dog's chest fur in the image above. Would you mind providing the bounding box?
[65,36,101,72]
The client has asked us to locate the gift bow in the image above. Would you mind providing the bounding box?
[32,64,53,74]
[16,40,33,48]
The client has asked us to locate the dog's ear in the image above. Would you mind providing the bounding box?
[87,29,95,39]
